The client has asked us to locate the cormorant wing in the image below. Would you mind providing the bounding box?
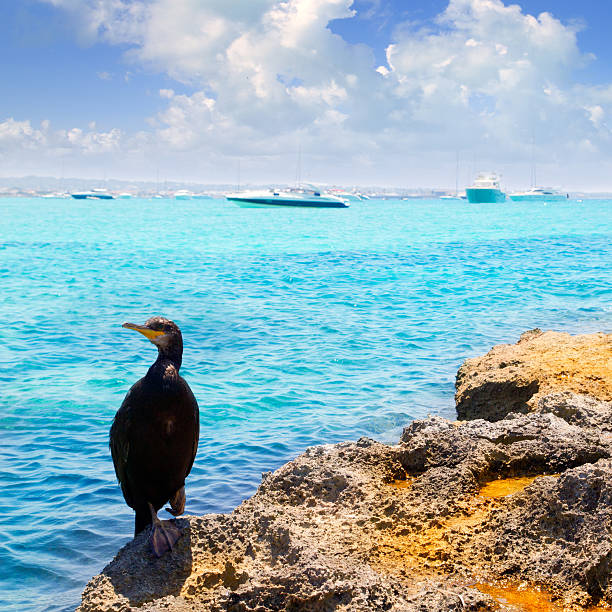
[109,389,135,509]
[182,380,200,479]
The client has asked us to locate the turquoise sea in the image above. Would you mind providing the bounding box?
[1,196,611,610]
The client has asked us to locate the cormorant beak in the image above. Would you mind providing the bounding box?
[122,322,166,342]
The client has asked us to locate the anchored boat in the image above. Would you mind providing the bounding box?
[509,187,568,202]
[466,173,506,203]
[70,189,114,200]
[226,187,349,208]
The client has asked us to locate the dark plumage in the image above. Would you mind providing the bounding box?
[110,316,199,556]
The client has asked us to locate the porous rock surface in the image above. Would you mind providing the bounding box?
[80,331,612,611]
[455,329,612,421]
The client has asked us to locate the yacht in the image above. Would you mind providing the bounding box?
[41,193,65,198]
[328,190,368,202]
[226,187,349,208]
[509,187,568,202]
[71,189,114,200]
[466,173,506,203]
[174,190,192,200]
[440,194,466,200]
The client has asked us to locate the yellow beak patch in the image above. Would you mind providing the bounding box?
[122,322,166,340]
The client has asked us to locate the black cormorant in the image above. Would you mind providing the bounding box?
[110,316,199,557]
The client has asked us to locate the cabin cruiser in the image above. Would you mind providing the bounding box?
[509,187,568,202]
[71,189,114,200]
[465,173,506,203]
[226,187,349,208]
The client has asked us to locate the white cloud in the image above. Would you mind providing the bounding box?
[19,0,612,187]
[0,118,47,149]
[0,118,124,161]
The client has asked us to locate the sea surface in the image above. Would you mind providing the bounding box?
[1,196,611,611]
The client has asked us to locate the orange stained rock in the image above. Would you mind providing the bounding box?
[371,494,497,576]
[376,476,543,574]
[372,474,595,605]
[386,478,413,490]
[475,582,611,612]
[479,475,558,499]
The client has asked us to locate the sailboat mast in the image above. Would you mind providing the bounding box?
[455,151,459,196]
[530,136,536,188]
[296,145,302,187]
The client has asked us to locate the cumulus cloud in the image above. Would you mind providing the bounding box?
[0,117,123,154]
[20,0,612,187]
[0,118,48,149]
[380,0,593,154]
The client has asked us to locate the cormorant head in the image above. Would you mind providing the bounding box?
[122,316,183,363]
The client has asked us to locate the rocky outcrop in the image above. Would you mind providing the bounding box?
[80,331,612,611]
[455,330,612,421]
[80,438,499,611]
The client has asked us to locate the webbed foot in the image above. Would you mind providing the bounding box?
[148,502,182,557]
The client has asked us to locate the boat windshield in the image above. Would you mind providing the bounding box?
[472,174,501,188]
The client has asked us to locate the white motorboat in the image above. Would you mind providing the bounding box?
[226,187,349,208]
[174,190,192,200]
[509,187,568,202]
[328,190,368,202]
[71,189,114,200]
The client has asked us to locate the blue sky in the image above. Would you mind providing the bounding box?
[2,0,612,189]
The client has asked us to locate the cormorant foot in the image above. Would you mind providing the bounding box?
[150,520,181,558]
[148,501,182,557]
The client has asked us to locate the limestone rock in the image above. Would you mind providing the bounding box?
[455,330,612,421]
[80,330,612,610]
[80,408,612,611]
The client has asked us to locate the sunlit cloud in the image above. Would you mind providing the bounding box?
[13,0,612,187]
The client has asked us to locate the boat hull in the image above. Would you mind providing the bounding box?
[509,194,567,202]
[227,196,349,208]
[466,188,506,203]
[71,193,114,200]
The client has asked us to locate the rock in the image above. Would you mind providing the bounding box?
[455,330,612,421]
[477,460,612,606]
[80,331,612,610]
[79,438,502,611]
[536,391,612,436]
[80,410,612,611]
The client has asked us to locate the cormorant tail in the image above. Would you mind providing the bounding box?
[166,486,185,517]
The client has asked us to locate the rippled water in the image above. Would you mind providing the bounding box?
[1,196,611,611]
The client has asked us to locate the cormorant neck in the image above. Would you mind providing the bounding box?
[150,346,182,375]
